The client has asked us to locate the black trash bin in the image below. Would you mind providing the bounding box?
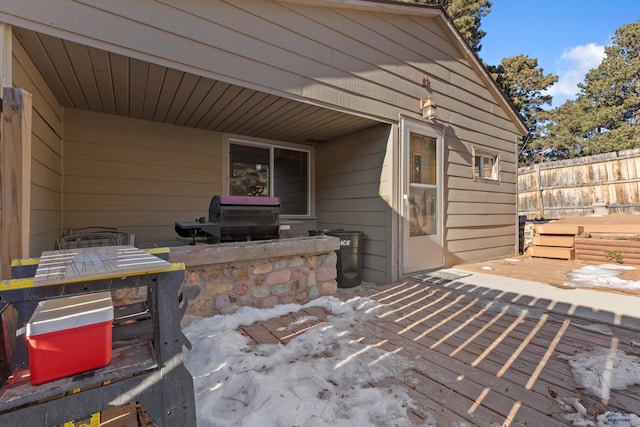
[325,230,364,288]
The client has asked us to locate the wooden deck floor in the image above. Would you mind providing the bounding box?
[237,276,640,426]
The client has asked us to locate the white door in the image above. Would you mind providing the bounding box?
[401,119,444,274]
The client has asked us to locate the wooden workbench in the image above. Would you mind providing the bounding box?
[0,246,196,426]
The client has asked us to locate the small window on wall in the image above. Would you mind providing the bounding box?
[228,140,310,216]
[472,148,500,182]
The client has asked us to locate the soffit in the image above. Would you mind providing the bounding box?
[14,27,379,144]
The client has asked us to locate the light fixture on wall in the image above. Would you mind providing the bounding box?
[420,96,437,120]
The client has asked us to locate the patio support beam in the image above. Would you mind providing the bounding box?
[1,87,32,279]
[0,23,11,88]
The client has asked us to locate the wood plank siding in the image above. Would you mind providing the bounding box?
[316,124,394,284]
[12,34,63,257]
[63,109,222,248]
[444,129,519,266]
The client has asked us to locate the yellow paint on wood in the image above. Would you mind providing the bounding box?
[10,257,39,267]
[145,247,170,256]
[0,277,35,291]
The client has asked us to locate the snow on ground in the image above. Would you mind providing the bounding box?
[182,296,435,427]
[564,264,640,291]
[560,349,640,401]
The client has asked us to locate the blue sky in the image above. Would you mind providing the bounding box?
[479,1,640,107]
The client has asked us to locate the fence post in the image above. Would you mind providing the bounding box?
[534,163,544,220]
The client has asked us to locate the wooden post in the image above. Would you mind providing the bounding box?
[0,23,12,88]
[1,88,33,279]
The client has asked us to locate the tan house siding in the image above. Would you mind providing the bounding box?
[63,109,222,248]
[316,124,394,284]
[12,34,63,257]
[444,127,519,265]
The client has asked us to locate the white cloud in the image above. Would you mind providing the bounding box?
[546,43,605,105]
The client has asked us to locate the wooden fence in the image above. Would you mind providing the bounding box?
[518,148,640,220]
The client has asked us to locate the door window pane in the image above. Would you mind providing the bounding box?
[409,186,437,236]
[410,134,437,185]
[409,133,438,237]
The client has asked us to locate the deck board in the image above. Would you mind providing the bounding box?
[237,278,640,425]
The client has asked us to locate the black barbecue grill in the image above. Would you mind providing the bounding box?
[175,195,280,243]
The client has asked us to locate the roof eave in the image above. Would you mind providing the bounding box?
[276,0,444,17]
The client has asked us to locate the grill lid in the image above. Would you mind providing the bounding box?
[176,195,280,243]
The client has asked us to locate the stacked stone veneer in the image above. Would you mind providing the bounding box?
[169,236,339,319]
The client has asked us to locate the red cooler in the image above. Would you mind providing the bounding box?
[26,291,114,385]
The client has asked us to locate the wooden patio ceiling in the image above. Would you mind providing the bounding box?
[13,27,379,144]
[239,278,640,425]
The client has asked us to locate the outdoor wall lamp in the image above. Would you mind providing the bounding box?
[420,96,437,120]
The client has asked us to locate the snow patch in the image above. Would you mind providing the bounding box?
[564,264,640,291]
[183,296,436,427]
[572,323,614,336]
[566,348,640,400]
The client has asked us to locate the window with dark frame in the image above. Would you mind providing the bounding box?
[472,150,499,181]
[228,141,310,216]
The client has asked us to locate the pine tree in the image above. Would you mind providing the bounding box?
[539,20,640,159]
[406,0,491,52]
[487,56,558,164]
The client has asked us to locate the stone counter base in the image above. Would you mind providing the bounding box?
[169,237,339,320]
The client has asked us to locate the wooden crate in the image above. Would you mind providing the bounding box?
[532,235,575,248]
[534,224,583,236]
[529,246,575,260]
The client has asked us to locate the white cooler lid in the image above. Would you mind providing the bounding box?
[27,291,114,337]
